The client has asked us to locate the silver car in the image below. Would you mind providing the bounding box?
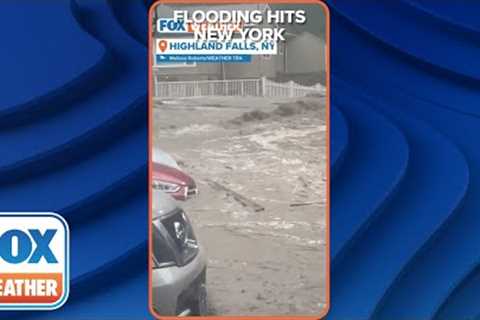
[151,190,207,316]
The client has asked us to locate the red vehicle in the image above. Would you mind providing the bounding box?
[152,162,198,201]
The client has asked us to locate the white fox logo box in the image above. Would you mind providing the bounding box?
[0,213,69,310]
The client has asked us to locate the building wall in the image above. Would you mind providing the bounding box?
[154,63,222,81]
[286,32,325,75]
[224,55,276,79]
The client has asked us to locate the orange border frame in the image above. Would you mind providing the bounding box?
[148,1,331,319]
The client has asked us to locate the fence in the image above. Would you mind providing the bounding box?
[153,77,325,99]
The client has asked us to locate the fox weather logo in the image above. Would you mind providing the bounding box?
[156,18,191,33]
[0,213,69,310]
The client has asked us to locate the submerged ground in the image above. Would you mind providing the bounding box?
[154,96,327,315]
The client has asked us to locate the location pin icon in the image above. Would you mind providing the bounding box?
[158,40,168,53]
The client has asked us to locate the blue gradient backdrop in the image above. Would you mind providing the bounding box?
[1,0,478,319]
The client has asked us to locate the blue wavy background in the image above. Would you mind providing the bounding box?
[1,0,149,318]
[328,1,480,320]
[1,0,478,319]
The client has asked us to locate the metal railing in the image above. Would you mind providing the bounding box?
[153,77,325,99]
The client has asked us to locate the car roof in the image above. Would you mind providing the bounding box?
[152,190,179,219]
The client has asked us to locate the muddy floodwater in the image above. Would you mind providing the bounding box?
[154,96,327,315]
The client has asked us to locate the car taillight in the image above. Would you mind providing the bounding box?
[152,180,181,193]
